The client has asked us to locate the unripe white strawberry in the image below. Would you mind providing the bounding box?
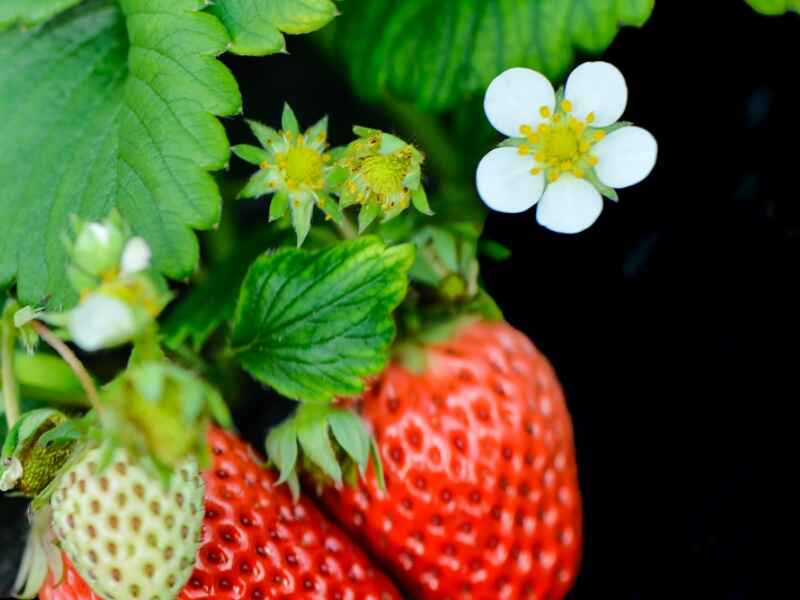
[49,447,204,600]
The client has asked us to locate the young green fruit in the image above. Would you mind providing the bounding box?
[50,446,204,600]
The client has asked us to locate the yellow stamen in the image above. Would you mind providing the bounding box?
[561,99,573,113]
[587,156,599,167]
[573,168,585,179]
[530,167,542,176]
[534,151,546,163]
[518,145,530,156]
[520,124,533,136]
[259,161,269,170]
[553,113,562,123]
[594,131,606,142]
[528,133,541,145]
[539,106,551,118]
[547,171,560,183]
[538,124,550,135]
[586,112,596,124]
[561,161,573,172]
[579,141,592,154]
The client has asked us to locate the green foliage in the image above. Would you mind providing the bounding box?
[231,237,414,403]
[0,0,241,308]
[0,0,82,30]
[209,0,339,56]
[319,0,654,111]
[746,0,800,14]
[161,228,292,352]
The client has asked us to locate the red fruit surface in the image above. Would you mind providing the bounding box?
[40,427,401,600]
[319,321,582,599]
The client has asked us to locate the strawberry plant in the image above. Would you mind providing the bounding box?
[2,0,783,598]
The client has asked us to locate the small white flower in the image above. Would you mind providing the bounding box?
[68,294,138,352]
[0,457,23,492]
[120,236,152,275]
[477,62,657,234]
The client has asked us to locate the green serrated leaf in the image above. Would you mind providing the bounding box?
[231,237,414,403]
[265,420,299,484]
[208,0,338,56]
[0,0,241,308]
[319,0,654,111]
[746,0,800,14]
[0,0,83,30]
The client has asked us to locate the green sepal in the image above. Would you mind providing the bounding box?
[411,186,434,216]
[328,410,370,474]
[585,169,619,202]
[246,119,284,149]
[270,191,290,222]
[265,420,299,485]
[282,103,300,135]
[239,170,275,199]
[317,193,344,224]
[232,144,271,166]
[296,407,342,484]
[291,197,315,247]
[358,202,381,232]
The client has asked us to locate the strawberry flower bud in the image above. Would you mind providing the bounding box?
[67,214,127,293]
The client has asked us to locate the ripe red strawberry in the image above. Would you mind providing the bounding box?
[318,321,582,599]
[40,427,401,600]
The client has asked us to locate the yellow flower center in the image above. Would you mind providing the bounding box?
[282,145,325,188]
[518,100,604,183]
[359,152,410,198]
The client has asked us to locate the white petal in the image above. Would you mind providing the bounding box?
[68,294,137,352]
[484,68,556,137]
[476,148,545,213]
[536,174,603,234]
[594,126,658,189]
[120,236,152,274]
[0,458,23,492]
[565,62,628,127]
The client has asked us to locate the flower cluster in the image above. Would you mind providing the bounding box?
[57,213,169,351]
[477,62,657,234]
[235,106,430,246]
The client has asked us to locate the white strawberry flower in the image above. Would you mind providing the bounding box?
[477,62,657,234]
[67,293,138,351]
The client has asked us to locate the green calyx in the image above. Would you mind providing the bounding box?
[265,402,383,500]
[101,361,231,472]
[0,409,75,497]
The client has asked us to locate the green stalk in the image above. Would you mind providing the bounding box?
[2,320,20,428]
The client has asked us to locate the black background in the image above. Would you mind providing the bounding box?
[2,2,796,598]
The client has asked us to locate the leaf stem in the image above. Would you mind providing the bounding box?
[2,321,20,428]
[30,321,102,416]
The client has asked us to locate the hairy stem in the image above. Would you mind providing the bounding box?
[30,321,102,416]
[2,321,20,428]
[336,213,358,240]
